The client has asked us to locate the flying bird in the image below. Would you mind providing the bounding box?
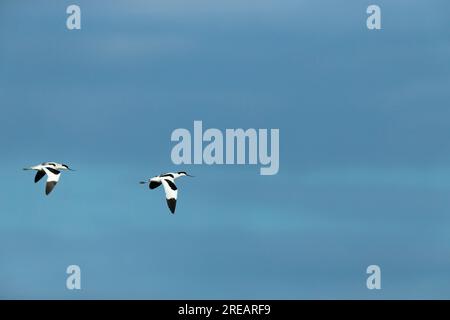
[23,162,74,195]
[140,171,193,214]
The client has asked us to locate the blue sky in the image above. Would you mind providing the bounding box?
[1,0,450,299]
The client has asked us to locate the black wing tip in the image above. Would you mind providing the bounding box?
[166,198,176,214]
[149,181,162,189]
[34,170,46,183]
[45,182,57,195]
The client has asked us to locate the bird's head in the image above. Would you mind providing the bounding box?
[178,171,194,177]
[61,164,75,171]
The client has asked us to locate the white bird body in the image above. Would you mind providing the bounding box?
[140,171,192,214]
[24,162,73,195]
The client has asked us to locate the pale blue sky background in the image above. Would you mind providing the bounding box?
[1,0,450,299]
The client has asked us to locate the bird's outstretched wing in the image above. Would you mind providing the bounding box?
[34,170,46,183]
[161,178,178,214]
[42,167,61,195]
[149,178,162,189]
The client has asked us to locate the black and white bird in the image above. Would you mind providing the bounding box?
[23,162,74,195]
[140,172,193,214]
